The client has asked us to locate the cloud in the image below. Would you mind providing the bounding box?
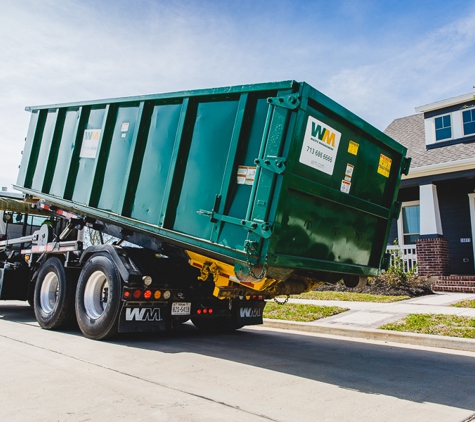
[325,9,475,129]
[1,0,475,189]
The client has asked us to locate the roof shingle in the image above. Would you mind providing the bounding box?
[384,114,475,169]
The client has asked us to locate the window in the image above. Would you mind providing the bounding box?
[400,203,420,245]
[435,114,452,141]
[463,109,475,136]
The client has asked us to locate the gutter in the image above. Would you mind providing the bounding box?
[402,157,475,180]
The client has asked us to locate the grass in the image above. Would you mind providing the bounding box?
[451,300,475,308]
[291,291,410,303]
[264,301,348,322]
[380,314,475,339]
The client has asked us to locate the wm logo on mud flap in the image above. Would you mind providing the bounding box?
[240,307,262,318]
[125,308,162,321]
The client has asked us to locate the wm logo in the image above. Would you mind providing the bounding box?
[240,307,262,318]
[125,308,162,321]
[311,122,336,147]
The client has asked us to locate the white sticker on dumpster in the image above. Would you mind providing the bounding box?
[299,116,341,175]
[79,129,102,158]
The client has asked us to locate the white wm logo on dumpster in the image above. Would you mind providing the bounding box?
[240,307,261,318]
[125,308,162,321]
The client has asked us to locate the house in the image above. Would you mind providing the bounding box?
[384,91,475,284]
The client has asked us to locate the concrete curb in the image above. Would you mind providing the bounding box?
[263,319,475,352]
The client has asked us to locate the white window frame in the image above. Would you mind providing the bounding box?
[462,108,475,136]
[397,200,420,246]
[434,113,453,141]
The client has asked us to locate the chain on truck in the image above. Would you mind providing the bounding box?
[0,80,409,340]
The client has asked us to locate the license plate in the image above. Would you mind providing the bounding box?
[171,302,191,316]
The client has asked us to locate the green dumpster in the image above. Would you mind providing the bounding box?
[15,80,409,296]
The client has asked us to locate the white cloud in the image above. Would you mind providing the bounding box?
[325,9,475,129]
[1,0,475,190]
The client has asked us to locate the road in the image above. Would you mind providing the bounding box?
[0,301,474,422]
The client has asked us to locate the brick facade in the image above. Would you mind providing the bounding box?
[415,238,450,276]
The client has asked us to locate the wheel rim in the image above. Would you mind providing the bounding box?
[40,272,59,314]
[84,271,109,320]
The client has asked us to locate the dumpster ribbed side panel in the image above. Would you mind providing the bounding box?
[129,103,183,225]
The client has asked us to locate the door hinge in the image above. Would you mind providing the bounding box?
[267,94,300,110]
[197,209,272,239]
[254,156,286,174]
[402,157,412,175]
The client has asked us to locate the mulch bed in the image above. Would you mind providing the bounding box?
[313,277,434,297]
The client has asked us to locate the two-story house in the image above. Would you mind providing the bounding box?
[384,91,475,284]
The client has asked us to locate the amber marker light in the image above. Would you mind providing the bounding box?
[154,290,161,299]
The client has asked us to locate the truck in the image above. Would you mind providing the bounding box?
[0,80,410,340]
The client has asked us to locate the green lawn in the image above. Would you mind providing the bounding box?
[291,291,410,303]
[379,314,475,339]
[264,302,348,322]
[451,300,475,308]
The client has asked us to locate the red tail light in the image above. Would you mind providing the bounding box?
[144,290,152,300]
[124,290,131,299]
[133,290,142,299]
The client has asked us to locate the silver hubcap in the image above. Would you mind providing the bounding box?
[84,271,109,320]
[40,272,59,314]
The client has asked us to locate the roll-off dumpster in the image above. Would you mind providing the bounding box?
[1,81,409,338]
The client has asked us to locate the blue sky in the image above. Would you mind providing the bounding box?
[1,0,475,190]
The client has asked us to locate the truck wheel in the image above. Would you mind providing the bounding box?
[34,257,77,330]
[75,253,121,340]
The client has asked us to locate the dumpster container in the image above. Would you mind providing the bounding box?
[15,80,410,296]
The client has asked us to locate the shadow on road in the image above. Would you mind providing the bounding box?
[1,301,474,412]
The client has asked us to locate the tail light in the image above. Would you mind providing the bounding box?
[196,308,213,315]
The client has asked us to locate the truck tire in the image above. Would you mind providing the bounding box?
[34,257,77,330]
[75,253,122,340]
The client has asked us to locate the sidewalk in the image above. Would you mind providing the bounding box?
[263,293,475,353]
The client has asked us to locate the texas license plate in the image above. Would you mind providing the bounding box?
[171,302,191,315]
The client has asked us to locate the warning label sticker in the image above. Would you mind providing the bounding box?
[299,116,341,175]
[340,180,351,194]
[345,163,354,178]
[79,129,101,158]
[378,154,392,178]
[237,166,256,185]
[348,140,359,156]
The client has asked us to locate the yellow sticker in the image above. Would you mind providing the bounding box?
[348,140,359,155]
[378,154,392,178]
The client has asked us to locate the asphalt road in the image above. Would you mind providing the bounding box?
[1,301,475,422]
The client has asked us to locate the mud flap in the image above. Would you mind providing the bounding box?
[235,301,266,326]
[118,304,168,333]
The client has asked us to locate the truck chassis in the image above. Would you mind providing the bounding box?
[0,201,266,340]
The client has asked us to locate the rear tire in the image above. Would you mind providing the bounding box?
[75,253,122,340]
[34,257,77,330]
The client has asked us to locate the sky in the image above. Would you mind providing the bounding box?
[1,0,475,190]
